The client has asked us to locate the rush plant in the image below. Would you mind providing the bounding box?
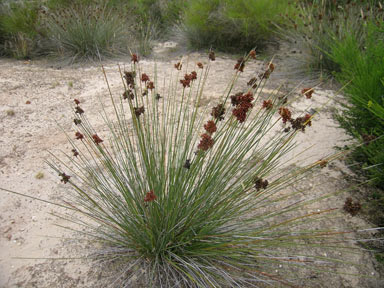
[6,51,375,287]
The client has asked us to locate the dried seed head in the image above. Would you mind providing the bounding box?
[75,106,84,115]
[254,177,269,191]
[74,99,80,105]
[209,51,216,61]
[197,62,203,69]
[198,133,214,151]
[72,149,79,157]
[134,106,145,117]
[301,88,314,99]
[278,107,292,124]
[249,49,256,59]
[92,134,103,145]
[59,172,71,184]
[144,190,156,202]
[123,90,134,100]
[141,73,150,83]
[247,77,257,89]
[124,71,136,88]
[174,62,182,70]
[147,81,155,90]
[74,119,82,125]
[211,104,225,121]
[131,54,139,63]
[234,57,245,72]
[262,100,273,110]
[184,159,191,169]
[204,120,217,134]
[75,131,84,140]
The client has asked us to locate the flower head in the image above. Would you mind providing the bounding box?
[204,120,217,134]
[232,92,254,123]
[123,90,134,100]
[92,134,103,145]
[74,119,82,125]
[147,81,155,90]
[72,149,79,157]
[211,104,225,121]
[197,62,203,69]
[234,57,245,72]
[141,73,150,83]
[59,172,70,184]
[124,71,136,88]
[184,159,191,169]
[75,106,84,115]
[131,54,139,63]
[247,77,257,89]
[254,177,268,191]
[134,106,145,117]
[174,62,182,70]
[74,99,80,105]
[262,100,273,110]
[301,88,314,99]
[75,131,84,140]
[144,190,156,202]
[278,107,292,124]
[198,133,214,151]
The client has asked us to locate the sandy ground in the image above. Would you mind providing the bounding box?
[0,43,383,287]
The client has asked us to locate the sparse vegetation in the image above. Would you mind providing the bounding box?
[6,109,15,116]
[181,0,298,52]
[35,172,44,179]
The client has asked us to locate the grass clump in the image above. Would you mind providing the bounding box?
[0,0,41,59]
[41,51,377,286]
[287,0,383,75]
[181,0,297,52]
[331,21,384,224]
[42,3,132,62]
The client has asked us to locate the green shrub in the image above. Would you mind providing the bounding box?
[43,3,132,62]
[0,0,41,59]
[182,0,297,52]
[40,51,375,286]
[289,0,383,74]
[331,21,384,222]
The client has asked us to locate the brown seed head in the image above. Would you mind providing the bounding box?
[75,131,84,140]
[198,133,214,151]
[144,190,156,202]
[204,120,217,134]
[131,54,139,63]
[92,134,103,145]
[209,51,215,61]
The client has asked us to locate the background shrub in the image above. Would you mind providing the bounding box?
[181,0,297,52]
[0,0,41,59]
[287,0,384,75]
[331,21,384,223]
[42,2,133,62]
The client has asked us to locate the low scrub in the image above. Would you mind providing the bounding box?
[181,0,297,52]
[0,0,41,59]
[286,0,383,74]
[42,3,132,62]
[331,21,384,223]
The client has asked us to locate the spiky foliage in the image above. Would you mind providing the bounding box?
[43,3,132,62]
[282,0,384,75]
[48,52,370,287]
